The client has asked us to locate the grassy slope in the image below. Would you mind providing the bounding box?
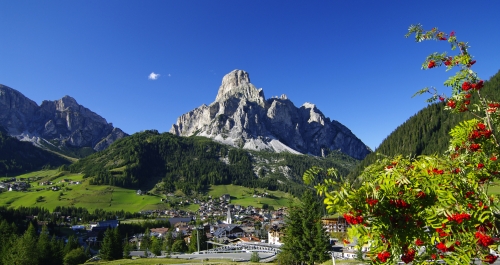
[208,185,295,208]
[0,170,164,212]
[0,170,298,212]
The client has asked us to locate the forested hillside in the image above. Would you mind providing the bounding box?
[348,69,500,180]
[0,126,70,175]
[70,130,359,196]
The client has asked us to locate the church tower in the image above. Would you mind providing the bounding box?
[226,208,232,224]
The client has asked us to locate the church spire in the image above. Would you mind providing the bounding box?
[226,208,232,224]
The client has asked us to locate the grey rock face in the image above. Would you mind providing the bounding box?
[0,84,127,151]
[170,70,371,160]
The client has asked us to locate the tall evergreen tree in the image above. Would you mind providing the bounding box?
[122,233,131,258]
[140,228,151,250]
[112,227,123,259]
[163,230,175,255]
[100,227,124,260]
[0,220,16,265]
[100,228,116,260]
[63,235,79,256]
[150,236,162,256]
[278,190,329,265]
[50,235,64,265]
[2,223,38,265]
[188,228,208,253]
[37,226,52,265]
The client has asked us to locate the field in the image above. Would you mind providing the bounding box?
[4,168,500,213]
[0,170,297,212]
[0,170,165,212]
[207,185,296,208]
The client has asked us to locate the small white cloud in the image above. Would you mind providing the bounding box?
[148,72,160,80]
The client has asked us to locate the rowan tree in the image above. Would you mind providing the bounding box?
[305,25,500,265]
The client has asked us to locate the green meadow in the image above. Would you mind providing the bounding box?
[0,170,297,212]
[207,185,295,208]
[0,170,164,212]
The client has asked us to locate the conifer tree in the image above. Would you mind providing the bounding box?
[100,228,115,260]
[123,233,131,258]
[100,227,124,260]
[2,223,38,265]
[278,190,329,265]
[37,226,52,265]
[140,228,151,250]
[188,228,208,253]
[50,235,64,265]
[112,227,123,259]
[163,230,175,256]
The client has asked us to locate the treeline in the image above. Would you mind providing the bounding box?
[70,130,358,196]
[0,206,142,227]
[0,126,70,175]
[348,69,500,181]
[0,219,90,265]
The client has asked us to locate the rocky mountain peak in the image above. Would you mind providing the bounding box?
[215,69,265,105]
[0,85,127,153]
[56,95,79,111]
[171,70,371,160]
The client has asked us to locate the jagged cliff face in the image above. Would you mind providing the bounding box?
[171,70,371,160]
[0,84,127,151]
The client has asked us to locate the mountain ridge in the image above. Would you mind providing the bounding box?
[171,69,371,160]
[0,84,127,156]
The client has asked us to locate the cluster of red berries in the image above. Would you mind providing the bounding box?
[462,80,484,91]
[478,201,489,210]
[415,238,424,246]
[401,249,416,264]
[366,198,379,207]
[443,56,453,66]
[447,213,471,224]
[475,231,494,247]
[470,143,481,152]
[436,241,455,252]
[427,168,444,175]
[389,199,410,208]
[488,102,499,113]
[469,127,492,141]
[377,251,390,263]
[447,100,456,109]
[483,254,498,264]
[343,213,363,225]
[436,228,450,237]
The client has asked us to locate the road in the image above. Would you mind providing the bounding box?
[166,252,275,262]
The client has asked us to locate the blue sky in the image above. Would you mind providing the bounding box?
[1,1,499,151]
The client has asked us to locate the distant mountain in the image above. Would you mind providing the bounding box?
[171,69,371,160]
[0,84,127,157]
[70,129,359,196]
[347,69,500,180]
[0,126,70,174]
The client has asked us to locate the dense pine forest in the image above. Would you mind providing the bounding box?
[70,130,358,196]
[347,69,500,180]
[0,126,70,175]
